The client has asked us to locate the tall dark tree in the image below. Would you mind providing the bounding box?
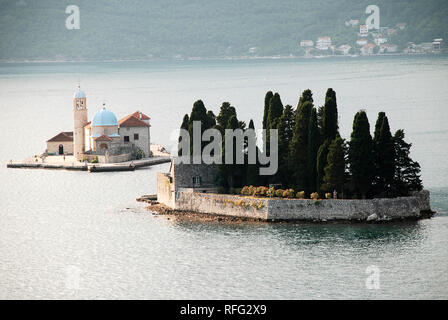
[178,113,189,156]
[348,110,374,199]
[188,100,209,155]
[290,98,313,191]
[373,113,395,196]
[266,92,283,156]
[206,110,216,128]
[246,119,259,186]
[307,108,319,193]
[323,136,346,195]
[262,91,273,130]
[216,102,236,134]
[316,139,330,195]
[277,105,295,185]
[322,88,339,141]
[392,129,423,196]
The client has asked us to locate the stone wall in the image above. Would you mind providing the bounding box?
[177,192,268,220]
[157,172,175,208]
[47,141,74,155]
[172,190,431,222]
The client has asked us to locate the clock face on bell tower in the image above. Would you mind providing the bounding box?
[75,99,85,110]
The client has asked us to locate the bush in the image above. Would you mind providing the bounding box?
[283,189,295,198]
[241,186,250,195]
[267,187,275,197]
[296,191,306,199]
[91,156,99,164]
[257,186,268,196]
[135,148,145,160]
[325,193,332,199]
[275,189,284,197]
[310,192,319,200]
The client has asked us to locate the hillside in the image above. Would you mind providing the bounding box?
[0,0,447,60]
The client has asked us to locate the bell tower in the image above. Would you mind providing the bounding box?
[73,85,88,160]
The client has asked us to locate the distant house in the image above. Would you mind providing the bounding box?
[433,39,443,50]
[316,37,331,50]
[338,45,352,55]
[396,23,407,30]
[300,40,314,47]
[47,132,74,155]
[374,37,388,45]
[356,38,368,46]
[359,25,369,37]
[248,47,258,54]
[380,44,398,53]
[360,43,375,55]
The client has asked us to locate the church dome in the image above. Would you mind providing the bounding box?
[91,107,118,127]
[73,86,86,99]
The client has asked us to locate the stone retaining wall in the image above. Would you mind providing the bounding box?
[173,190,432,222]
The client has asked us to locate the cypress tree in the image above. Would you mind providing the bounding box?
[307,108,319,193]
[323,136,346,194]
[322,88,339,141]
[188,100,209,155]
[206,110,216,128]
[178,114,189,156]
[374,114,395,196]
[266,92,283,155]
[316,140,330,195]
[277,105,295,186]
[246,119,259,186]
[392,129,423,196]
[263,91,273,130]
[216,102,236,134]
[290,99,313,191]
[348,111,374,199]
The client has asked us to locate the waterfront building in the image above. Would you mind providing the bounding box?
[300,40,314,47]
[46,86,151,162]
[359,25,369,37]
[316,37,331,50]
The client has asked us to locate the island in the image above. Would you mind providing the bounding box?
[146,88,435,222]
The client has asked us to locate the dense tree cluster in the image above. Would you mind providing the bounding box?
[179,89,423,198]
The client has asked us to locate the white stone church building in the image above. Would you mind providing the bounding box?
[46,86,151,162]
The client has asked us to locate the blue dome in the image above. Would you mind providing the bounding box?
[73,87,86,99]
[91,107,118,127]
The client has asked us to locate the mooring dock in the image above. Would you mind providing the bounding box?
[6,156,171,172]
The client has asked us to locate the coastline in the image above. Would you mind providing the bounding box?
[0,53,445,64]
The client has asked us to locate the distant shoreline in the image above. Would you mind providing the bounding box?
[0,53,445,64]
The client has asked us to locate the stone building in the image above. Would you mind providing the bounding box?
[157,160,218,208]
[46,86,152,162]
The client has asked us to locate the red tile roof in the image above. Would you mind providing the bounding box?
[94,134,112,141]
[47,132,73,142]
[131,111,150,120]
[118,114,150,127]
[84,121,91,129]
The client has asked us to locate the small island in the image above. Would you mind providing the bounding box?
[149,88,434,222]
[7,86,171,172]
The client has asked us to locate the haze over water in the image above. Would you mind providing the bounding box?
[0,56,447,299]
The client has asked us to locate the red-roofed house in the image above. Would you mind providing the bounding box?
[118,111,151,157]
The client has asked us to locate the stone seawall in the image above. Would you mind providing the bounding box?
[174,190,432,222]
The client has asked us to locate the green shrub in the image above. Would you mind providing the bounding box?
[296,191,306,199]
[91,156,99,164]
[325,193,332,199]
[283,189,295,198]
[275,189,284,197]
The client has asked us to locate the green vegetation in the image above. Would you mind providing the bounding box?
[1,0,446,61]
[180,88,423,199]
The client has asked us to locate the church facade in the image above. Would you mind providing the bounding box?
[46,86,151,162]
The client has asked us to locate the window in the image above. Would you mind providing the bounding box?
[124,136,130,142]
[134,133,139,140]
[192,176,201,185]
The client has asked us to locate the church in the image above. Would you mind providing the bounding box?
[46,86,151,163]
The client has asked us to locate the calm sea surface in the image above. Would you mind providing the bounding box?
[0,56,447,299]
